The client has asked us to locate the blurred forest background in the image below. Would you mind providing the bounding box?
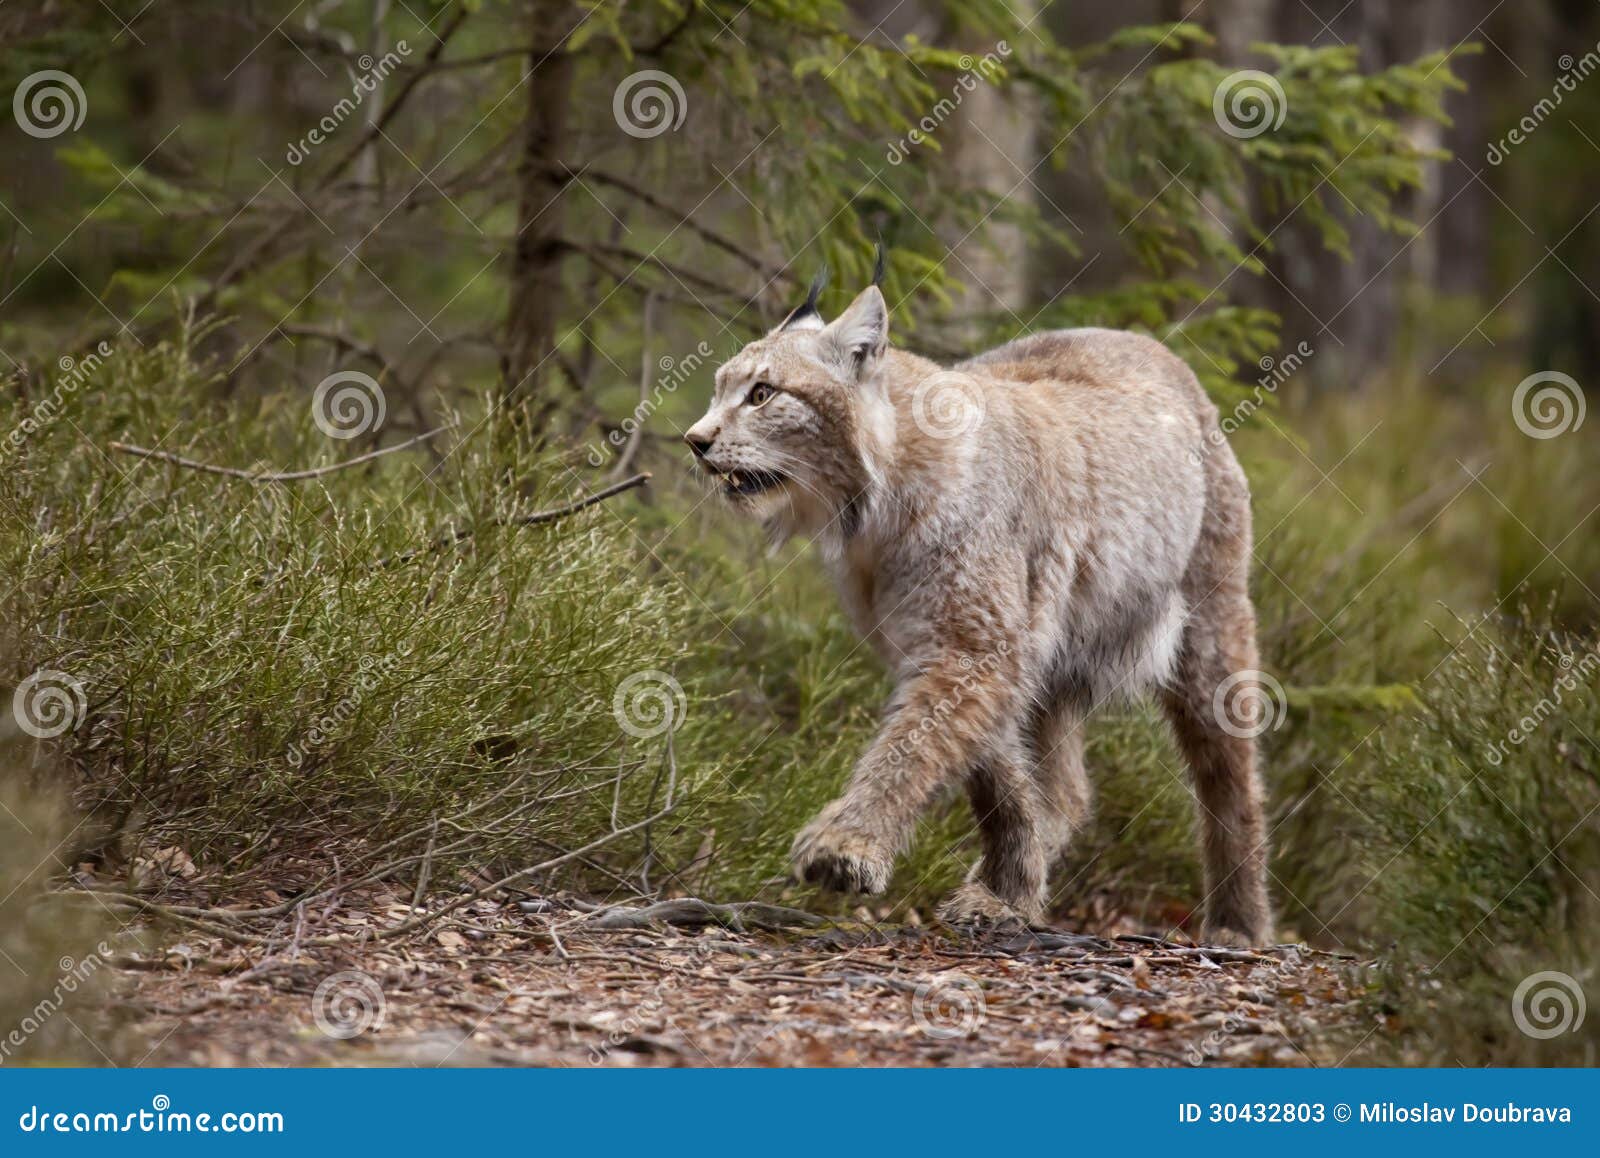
[1,0,1597,1065]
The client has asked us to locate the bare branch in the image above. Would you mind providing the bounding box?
[375,472,652,568]
[516,472,652,526]
[572,166,793,286]
[608,291,657,482]
[109,425,457,483]
[313,6,472,195]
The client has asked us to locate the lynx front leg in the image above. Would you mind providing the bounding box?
[789,796,896,894]
[791,651,1019,896]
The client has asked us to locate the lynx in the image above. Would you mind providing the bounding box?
[684,266,1273,945]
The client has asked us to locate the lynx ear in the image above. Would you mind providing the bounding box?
[772,263,829,334]
[818,285,888,380]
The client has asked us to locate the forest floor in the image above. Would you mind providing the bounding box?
[108,890,1375,1068]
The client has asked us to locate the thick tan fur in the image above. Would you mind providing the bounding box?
[685,285,1272,945]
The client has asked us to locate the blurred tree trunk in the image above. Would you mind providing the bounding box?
[943,40,1037,323]
[1249,0,1450,387]
[501,0,578,436]
[1210,0,1273,61]
[853,0,1036,329]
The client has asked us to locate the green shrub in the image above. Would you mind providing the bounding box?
[0,734,122,1065]
[1,332,701,893]
[5,327,1599,1066]
[1357,620,1599,1064]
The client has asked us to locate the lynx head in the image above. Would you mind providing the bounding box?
[684,264,895,536]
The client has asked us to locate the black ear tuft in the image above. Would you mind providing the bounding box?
[871,240,886,289]
[805,261,830,311]
[777,261,829,332]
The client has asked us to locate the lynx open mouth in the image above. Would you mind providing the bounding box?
[719,468,786,497]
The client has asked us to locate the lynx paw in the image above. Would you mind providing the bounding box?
[790,801,893,894]
[936,882,1034,929]
[1200,922,1269,949]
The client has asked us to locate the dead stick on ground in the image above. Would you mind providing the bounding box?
[110,424,457,482]
[586,898,824,933]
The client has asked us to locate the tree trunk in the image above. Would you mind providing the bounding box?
[854,0,1037,335]
[501,0,578,437]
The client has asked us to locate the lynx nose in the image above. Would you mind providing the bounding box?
[685,432,713,459]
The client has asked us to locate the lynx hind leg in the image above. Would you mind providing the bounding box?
[938,737,1048,927]
[1158,592,1273,947]
[1029,696,1094,863]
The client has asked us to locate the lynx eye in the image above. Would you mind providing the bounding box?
[746,382,777,408]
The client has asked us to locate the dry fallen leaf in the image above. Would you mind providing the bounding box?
[1131,955,1152,990]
